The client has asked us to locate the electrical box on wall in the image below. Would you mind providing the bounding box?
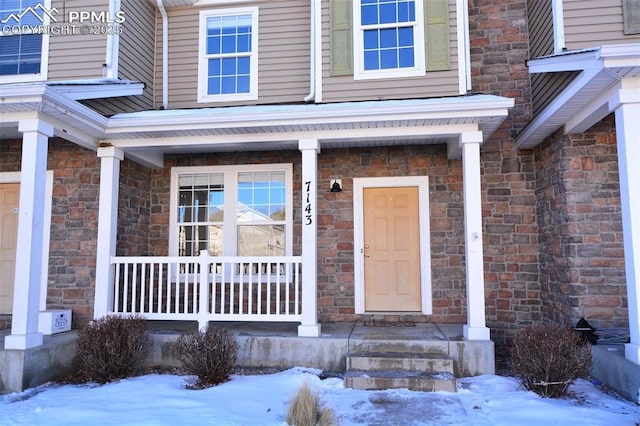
[38,309,72,335]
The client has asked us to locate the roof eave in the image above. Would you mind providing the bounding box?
[106,95,514,135]
[516,43,640,150]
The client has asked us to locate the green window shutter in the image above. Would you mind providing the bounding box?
[425,0,451,71]
[330,0,353,76]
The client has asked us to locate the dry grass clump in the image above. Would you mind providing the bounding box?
[510,322,592,398]
[286,381,336,426]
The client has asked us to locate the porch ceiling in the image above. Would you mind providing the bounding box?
[106,95,514,167]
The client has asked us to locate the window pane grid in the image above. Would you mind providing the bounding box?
[237,171,286,224]
[0,34,42,75]
[174,167,289,258]
[205,13,253,96]
[0,0,44,26]
[0,1,44,76]
[177,173,224,256]
[238,225,285,256]
[361,0,415,26]
[359,0,417,72]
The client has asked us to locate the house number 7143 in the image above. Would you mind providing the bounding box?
[304,181,312,225]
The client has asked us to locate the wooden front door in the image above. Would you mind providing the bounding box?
[0,183,20,314]
[363,186,421,311]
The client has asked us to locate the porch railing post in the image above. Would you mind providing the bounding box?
[197,250,210,330]
[298,139,321,337]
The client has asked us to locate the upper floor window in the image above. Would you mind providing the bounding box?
[353,0,425,80]
[170,164,292,258]
[0,0,49,83]
[198,7,258,103]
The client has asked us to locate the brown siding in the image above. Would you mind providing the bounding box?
[155,1,311,109]
[563,0,640,49]
[530,71,578,117]
[321,0,460,102]
[116,0,156,111]
[527,0,554,59]
[47,0,109,81]
[527,0,568,116]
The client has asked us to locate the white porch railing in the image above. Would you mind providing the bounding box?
[109,251,302,329]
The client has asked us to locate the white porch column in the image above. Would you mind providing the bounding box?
[461,131,491,341]
[611,82,640,365]
[4,119,53,350]
[94,146,124,319]
[298,138,321,337]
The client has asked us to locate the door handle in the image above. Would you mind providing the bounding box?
[363,244,370,258]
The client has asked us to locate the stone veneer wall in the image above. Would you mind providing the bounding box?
[117,157,152,257]
[149,151,303,257]
[148,145,533,327]
[0,139,152,328]
[535,116,627,331]
[150,147,469,324]
[469,0,539,346]
[316,145,467,323]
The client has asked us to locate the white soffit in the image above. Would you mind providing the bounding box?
[516,43,640,149]
[47,79,144,100]
[105,95,514,143]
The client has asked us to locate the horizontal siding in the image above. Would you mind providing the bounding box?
[563,0,640,49]
[530,71,579,116]
[156,1,311,109]
[322,0,460,103]
[81,96,146,116]
[48,0,109,81]
[114,0,156,112]
[527,0,554,58]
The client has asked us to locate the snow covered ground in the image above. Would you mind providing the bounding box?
[1,367,638,425]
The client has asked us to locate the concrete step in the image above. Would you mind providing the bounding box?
[344,370,457,392]
[348,339,449,355]
[346,352,454,374]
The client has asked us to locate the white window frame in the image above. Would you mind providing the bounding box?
[353,0,425,80]
[197,6,259,103]
[0,0,50,83]
[169,164,293,258]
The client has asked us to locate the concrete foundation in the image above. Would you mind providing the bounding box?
[144,322,495,376]
[591,344,640,404]
[0,321,496,394]
[0,331,78,394]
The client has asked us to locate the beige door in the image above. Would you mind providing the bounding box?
[0,183,20,314]
[363,186,421,311]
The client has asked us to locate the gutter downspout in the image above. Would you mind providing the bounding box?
[105,0,121,79]
[456,0,471,94]
[157,0,169,109]
[304,0,321,102]
[552,0,566,54]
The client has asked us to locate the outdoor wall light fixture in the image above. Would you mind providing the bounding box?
[330,179,343,192]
